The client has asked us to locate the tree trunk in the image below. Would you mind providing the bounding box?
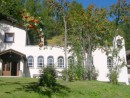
[63,15,68,81]
[86,36,93,80]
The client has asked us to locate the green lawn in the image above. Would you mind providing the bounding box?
[0,78,130,98]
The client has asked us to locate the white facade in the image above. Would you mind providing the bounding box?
[0,19,129,84]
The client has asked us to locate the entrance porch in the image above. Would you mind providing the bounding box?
[0,49,26,77]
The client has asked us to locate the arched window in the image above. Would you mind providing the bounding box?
[37,56,44,67]
[57,56,64,68]
[107,56,113,69]
[47,56,54,66]
[27,56,34,67]
[68,56,74,66]
[117,39,122,48]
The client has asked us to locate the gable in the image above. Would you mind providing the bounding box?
[0,49,26,61]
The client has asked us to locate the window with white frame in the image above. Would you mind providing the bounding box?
[4,33,14,43]
[37,56,44,67]
[107,56,113,69]
[47,56,54,66]
[27,56,34,67]
[68,56,74,66]
[57,56,64,68]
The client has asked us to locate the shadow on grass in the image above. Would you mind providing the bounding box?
[0,81,23,87]
[23,82,70,98]
[0,79,70,98]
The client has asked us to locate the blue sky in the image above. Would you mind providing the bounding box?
[77,0,118,9]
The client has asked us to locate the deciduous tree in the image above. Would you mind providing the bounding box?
[68,3,113,80]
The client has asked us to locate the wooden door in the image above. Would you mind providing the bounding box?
[2,62,11,76]
[17,63,20,76]
[11,61,20,76]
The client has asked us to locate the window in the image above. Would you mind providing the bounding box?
[68,56,74,66]
[27,56,34,67]
[107,56,113,69]
[117,39,122,48]
[47,56,54,66]
[128,68,130,74]
[57,56,64,68]
[37,56,44,67]
[4,33,14,43]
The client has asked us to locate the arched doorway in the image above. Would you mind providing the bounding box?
[0,49,26,76]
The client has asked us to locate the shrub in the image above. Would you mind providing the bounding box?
[68,63,76,81]
[90,66,99,80]
[81,68,88,80]
[107,61,125,85]
[39,66,57,87]
[62,63,75,81]
[107,69,118,84]
[62,64,98,81]
[62,67,75,82]
[81,66,98,80]
[75,65,83,80]
[61,69,67,81]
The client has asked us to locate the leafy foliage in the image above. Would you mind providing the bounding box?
[107,69,118,84]
[62,63,76,81]
[39,66,57,87]
[47,34,64,46]
[62,63,98,81]
[20,9,44,47]
[105,0,130,84]
[110,0,130,26]
[67,2,113,80]
[110,0,130,50]
[0,0,23,20]
[105,36,126,84]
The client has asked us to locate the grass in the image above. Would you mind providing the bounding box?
[0,78,130,98]
[47,35,64,46]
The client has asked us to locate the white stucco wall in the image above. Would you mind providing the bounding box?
[20,46,72,78]
[93,49,109,81]
[0,20,27,51]
[0,20,129,84]
[93,48,129,85]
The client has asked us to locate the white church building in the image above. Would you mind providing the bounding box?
[0,17,129,85]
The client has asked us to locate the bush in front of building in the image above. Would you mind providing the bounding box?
[39,66,57,87]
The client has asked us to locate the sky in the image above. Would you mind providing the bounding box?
[77,0,118,9]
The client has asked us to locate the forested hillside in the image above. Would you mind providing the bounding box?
[0,0,129,47]
[0,0,129,48]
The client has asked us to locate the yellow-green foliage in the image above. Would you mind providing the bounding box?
[47,35,64,46]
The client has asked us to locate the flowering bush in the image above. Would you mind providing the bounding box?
[20,9,44,47]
